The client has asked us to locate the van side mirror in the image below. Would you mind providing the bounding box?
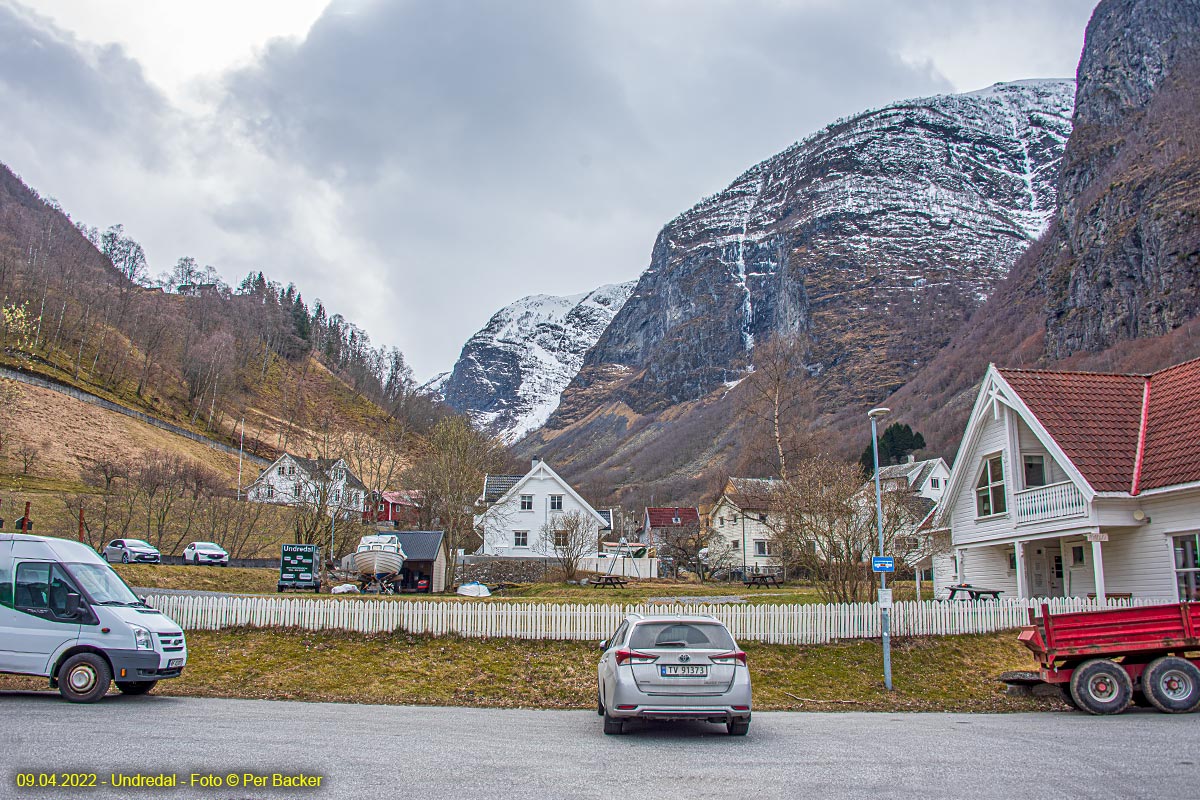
[65,592,81,617]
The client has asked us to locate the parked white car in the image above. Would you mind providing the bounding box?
[597,613,752,736]
[183,541,228,566]
[102,539,161,564]
[0,533,187,702]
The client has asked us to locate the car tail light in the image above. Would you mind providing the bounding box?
[710,651,747,665]
[732,705,750,711]
[615,649,658,665]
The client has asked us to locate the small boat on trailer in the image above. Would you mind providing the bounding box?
[353,535,407,593]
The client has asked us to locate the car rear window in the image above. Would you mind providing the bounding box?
[630,622,735,650]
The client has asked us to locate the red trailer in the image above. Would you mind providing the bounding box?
[1011,602,1200,715]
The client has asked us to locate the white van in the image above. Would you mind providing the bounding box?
[0,533,187,702]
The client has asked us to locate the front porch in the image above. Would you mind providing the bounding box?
[955,525,1178,602]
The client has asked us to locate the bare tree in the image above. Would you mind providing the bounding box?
[766,457,923,603]
[739,334,817,479]
[405,416,508,590]
[654,523,737,581]
[538,510,599,582]
[15,439,47,475]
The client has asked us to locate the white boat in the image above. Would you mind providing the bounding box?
[456,581,491,598]
[352,535,406,578]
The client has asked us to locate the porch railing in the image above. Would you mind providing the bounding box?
[1014,480,1087,525]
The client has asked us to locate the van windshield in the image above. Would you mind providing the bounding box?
[66,563,141,605]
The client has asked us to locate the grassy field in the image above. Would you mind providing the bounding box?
[0,629,1061,712]
[114,564,282,594]
[118,564,934,606]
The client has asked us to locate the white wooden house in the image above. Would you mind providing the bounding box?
[934,359,1200,602]
[245,453,367,516]
[708,477,783,575]
[476,458,609,557]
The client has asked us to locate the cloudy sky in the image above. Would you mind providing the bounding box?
[0,0,1097,381]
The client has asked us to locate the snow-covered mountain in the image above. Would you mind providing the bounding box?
[440,282,635,442]
[549,79,1076,425]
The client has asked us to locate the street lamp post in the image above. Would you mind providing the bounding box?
[869,406,893,691]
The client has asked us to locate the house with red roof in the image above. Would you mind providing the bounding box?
[642,507,701,546]
[935,358,1200,602]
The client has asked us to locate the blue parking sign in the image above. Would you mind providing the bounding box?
[872,556,895,573]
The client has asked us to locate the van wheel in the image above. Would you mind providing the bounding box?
[115,680,157,696]
[1142,657,1200,713]
[58,653,112,703]
[602,712,625,735]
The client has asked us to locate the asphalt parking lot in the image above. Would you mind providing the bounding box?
[4,692,1197,800]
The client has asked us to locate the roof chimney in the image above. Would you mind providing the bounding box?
[906,454,916,464]
[532,455,541,470]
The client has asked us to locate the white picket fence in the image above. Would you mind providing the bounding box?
[145,594,1171,645]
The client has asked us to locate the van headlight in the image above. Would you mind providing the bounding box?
[132,626,153,651]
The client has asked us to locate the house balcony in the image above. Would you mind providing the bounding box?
[1014,481,1088,526]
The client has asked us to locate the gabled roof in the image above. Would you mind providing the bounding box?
[391,530,445,561]
[723,477,780,510]
[645,507,700,528]
[382,490,422,507]
[285,455,367,491]
[480,460,609,529]
[483,475,522,503]
[975,356,1200,495]
[876,458,945,488]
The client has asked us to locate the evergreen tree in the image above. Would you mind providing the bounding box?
[860,422,926,474]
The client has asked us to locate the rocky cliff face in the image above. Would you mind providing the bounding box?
[1042,0,1200,355]
[440,282,635,442]
[551,80,1075,427]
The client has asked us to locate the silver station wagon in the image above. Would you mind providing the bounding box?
[597,613,752,735]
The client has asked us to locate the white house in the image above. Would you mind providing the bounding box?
[877,456,950,502]
[934,358,1200,602]
[476,458,609,557]
[245,453,368,516]
[708,477,783,575]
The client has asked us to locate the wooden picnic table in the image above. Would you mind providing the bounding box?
[592,575,629,588]
[947,584,1003,601]
[743,574,782,588]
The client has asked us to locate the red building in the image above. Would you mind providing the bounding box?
[365,490,423,528]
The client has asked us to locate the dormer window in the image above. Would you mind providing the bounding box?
[975,455,1007,517]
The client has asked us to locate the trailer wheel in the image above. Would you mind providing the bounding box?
[1069,659,1132,715]
[1142,657,1200,714]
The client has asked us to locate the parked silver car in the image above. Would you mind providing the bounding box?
[102,539,161,564]
[597,613,752,735]
[183,541,229,566]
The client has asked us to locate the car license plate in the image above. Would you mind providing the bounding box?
[660,665,707,677]
[168,658,184,668]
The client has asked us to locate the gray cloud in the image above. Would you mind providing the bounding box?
[0,0,1097,380]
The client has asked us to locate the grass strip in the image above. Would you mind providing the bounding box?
[0,629,1063,712]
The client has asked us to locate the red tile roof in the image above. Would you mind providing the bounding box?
[999,356,1200,494]
[645,507,700,528]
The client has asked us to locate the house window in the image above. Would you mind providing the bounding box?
[1023,454,1047,488]
[550,495,563,511]
[554,530,569,548]
[514,530,529,548]
[266,486,274,499]
[975,456,1007,517]
[1071,545,1085,566]
[718,516,725,526]
[931,478,940,489]
[332,489,341,503]
[378,503,386,512]
[1008,549,1017,572]
[759,514,767,523]
[754,540,771,557]
[1173,534,1200,601]
[520,495,533,511]
[731,515,739,524]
